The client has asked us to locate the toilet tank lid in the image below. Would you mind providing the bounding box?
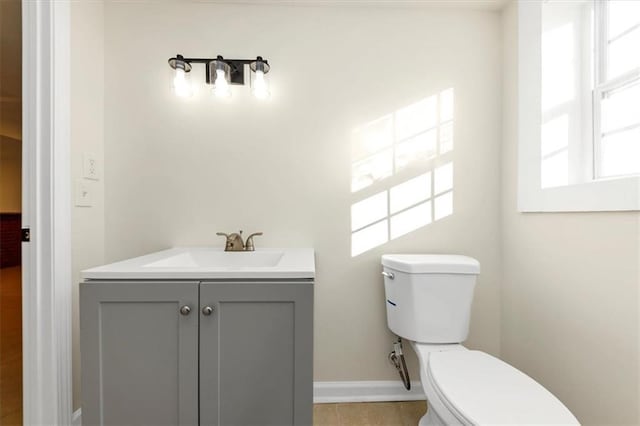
[381,254,480,274]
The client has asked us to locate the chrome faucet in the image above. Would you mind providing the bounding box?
[216,230,263,251]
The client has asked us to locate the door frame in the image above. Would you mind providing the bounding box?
[21,0,73,424]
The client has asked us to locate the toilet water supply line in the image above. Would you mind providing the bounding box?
[389,337,411,390]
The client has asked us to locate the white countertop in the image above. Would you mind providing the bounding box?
[81,247,315,280]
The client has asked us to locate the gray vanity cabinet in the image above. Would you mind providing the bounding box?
[199,282,313,426]
[81,280,313,426]
[80,281,200,426]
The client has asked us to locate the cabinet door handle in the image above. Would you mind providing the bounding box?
[202,306,214,316]
[180,305,191,316]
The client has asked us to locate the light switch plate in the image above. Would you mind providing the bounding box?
[75,179,93,207]
[83,152,99,180]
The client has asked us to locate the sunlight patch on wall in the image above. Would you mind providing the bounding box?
[351,116,394,193]
[390,173,431,214]
[351,191,387,231]
[350,89,455,257]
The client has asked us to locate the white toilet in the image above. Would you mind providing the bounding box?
[382,254,580,425]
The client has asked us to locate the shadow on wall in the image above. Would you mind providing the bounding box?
[350,88,455,257]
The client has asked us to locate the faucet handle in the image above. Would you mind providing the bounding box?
[216,232,234,250]
[244,232,263,251]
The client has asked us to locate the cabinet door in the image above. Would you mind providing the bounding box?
[80,281,199,426]
[199,282,313,426]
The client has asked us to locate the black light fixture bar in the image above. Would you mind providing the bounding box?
[168,54,269,86]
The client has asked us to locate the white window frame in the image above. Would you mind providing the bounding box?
[592,0,640,180]
[518,0,640,212]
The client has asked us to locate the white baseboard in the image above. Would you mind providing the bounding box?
[72,408,81,426]
[313,380,425,404]
[70,380,425,424]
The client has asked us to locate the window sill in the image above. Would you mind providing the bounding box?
[518,175,640,212]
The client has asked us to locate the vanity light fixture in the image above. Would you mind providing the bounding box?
[250,57,270,100]
[168,54,193,98]
[168,54,271,99]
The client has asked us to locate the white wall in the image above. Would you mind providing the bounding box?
[102,1,503,387]
[502,3,640,424]
[70,0,105,410]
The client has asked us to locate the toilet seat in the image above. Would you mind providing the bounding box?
[426,350,580,425]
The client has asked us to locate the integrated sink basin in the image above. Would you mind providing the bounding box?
[82,247,315,280]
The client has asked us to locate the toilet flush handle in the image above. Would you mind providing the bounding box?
[381,271,395,280]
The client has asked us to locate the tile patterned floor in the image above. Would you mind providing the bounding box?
[0,266,22,425]
[314,401,427,426]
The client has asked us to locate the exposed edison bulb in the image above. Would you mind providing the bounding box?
[212,68,231,98]
[173,68,193,98]
[251,69,270,100]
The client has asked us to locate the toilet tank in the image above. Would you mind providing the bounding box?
[382,254,480,344]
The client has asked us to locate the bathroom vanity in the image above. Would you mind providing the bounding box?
[80,247,314,426]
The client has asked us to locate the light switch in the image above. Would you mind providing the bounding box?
[83,152,99,180]
[75,179,93,207]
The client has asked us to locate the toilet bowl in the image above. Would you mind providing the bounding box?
[382,254,580,425]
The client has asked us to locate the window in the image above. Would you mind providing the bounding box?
[517,0,640,212]
[593,0,640,179]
